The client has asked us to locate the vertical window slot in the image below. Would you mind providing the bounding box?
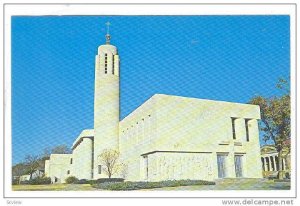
[231,118,236,140]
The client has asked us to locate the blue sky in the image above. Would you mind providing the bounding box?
[11,16,290,164]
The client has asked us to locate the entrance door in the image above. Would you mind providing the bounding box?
[217,154,227,178]
[234,155,243,177]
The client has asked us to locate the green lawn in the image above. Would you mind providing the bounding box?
[12,184,97,191]
[12,178,290,191]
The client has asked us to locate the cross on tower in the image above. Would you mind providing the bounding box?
[106,22,111,35]
[105,22,111,44]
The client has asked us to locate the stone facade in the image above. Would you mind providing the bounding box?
[93,44,120,179]
[71,130,94,180]
[119,94,262,181]
[45,33,263,183]
[45,154,72,183]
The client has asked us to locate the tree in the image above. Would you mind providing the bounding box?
[24,155,40,180]
[42,145,71,158]
[12,163,27,184]
[12,163,27,177]
[249,78,290,179]
[51,144,71,154]
[11,144,72,185]
[42,147,52,159]
[98,149,122,178]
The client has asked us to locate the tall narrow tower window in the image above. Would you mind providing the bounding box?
[231,117,236,140]
[104,54,108,74]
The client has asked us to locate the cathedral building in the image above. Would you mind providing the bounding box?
[45,26,263,183]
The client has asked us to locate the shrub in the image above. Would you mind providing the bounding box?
[89,178,124,185]
[20,180,30,185]
[75,179,89,184]
[285,172,290,179]
[12,179,19,185]
[268,176,277,180]
[92,179,215,191]
[29,177,51,185]
[19,177,51,185]
[274,179,290,183]
[65,176,78,184]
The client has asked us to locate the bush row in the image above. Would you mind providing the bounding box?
[64,177,124,184]
[92,179,215,191]
[19,177,51,185]
[12,179,19,185]
[89,178,124,184]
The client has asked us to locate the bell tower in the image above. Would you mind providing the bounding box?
[93,22,120,179]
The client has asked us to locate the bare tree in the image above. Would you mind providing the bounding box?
[24,155,40,179]
[51,144,71,154]
[42,147,52,159]
[98,149,122,178]
[12,163,27,184]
